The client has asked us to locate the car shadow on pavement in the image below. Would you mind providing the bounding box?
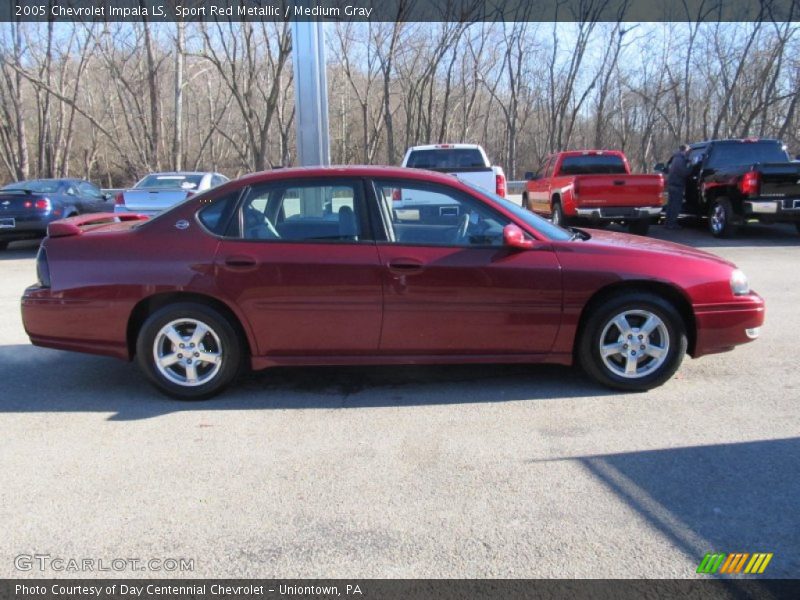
[647,220,800,249]
[0,344,615,420]
[0,240,40,260]
[529,436,800,579]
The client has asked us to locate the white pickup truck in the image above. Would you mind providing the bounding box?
[400,144,507,198]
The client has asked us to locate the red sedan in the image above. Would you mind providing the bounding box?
[21,166,764,400]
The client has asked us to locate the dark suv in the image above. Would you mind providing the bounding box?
[658,139,800,237]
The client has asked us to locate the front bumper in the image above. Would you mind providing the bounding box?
[574,206,663,220]
[692,292,765,358]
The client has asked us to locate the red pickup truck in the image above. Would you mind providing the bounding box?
[522,150,665,235]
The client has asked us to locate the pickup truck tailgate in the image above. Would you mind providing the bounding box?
[574,174,665,207]
[758,163,800,199]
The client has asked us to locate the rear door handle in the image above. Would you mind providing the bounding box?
[613,180,626,185]
[388,259,424,275]
[224,255,258,269]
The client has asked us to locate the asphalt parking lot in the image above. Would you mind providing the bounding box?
[1,220,798,579]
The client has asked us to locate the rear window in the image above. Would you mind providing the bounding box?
[706,141,789,168]
[559,155,627,175]
[2,180,61,193]
[406,149,487,170]
[136,174,203,190]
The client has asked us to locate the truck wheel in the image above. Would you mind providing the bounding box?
[521,194,530,210]
[552,201,565,227]
[628,220,651,236]
[136,302,243,400]
[709,198,736,238]
[578,292,687,392]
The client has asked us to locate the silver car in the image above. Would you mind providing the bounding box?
[114,172,229,216]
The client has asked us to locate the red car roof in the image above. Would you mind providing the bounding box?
[234,165,458,187]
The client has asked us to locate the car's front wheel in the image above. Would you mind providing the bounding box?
[578,292,687,391]
[136,302,243,400]
[551,201,565,227]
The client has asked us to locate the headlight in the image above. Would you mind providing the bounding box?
[730,269,750,295]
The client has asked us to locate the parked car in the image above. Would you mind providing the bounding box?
[523,150,665,235]
[0,178,111,250]
[401,143,507,197]
[655,138,800,237]
[22,166,763,400]
[114,171,228,216]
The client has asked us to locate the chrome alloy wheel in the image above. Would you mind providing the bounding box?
[598,309,670,379]
[710,203,726,235]
[153,318,223,387]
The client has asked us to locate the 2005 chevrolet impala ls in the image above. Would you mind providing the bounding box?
[21,166,764,400]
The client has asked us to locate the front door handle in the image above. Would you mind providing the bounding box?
[223,255,258,270]
[388,259,424,275]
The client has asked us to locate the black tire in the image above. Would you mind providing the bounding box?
[795,222,800,236]
[708,197,736,238]
[136,302,243,400]
[551,201,566,227]
[521,193,530,210]
[578,292,687,392]
[0,241,8,251]
[628,219,651,236]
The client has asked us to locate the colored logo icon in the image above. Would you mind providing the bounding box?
[697,553,773,574]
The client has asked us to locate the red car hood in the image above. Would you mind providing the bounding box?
[576,228,735,267]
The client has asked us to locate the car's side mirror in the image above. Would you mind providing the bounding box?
[524,171,536,180]
[654,163,666,173]
[503,224,535,250]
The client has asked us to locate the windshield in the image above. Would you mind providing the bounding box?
[706,141,790,168]
[2,180,62,193]
[559,155,627,175]
[135,174,203,190]
[406,149,487,170]
[463,182,573,242]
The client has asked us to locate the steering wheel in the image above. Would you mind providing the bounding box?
[454,213,470,244]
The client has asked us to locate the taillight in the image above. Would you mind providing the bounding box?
[495,173,506,197]
[36,246,51,288]
[391,188,402,201]
[739,171,760,197]
[34,198,51,212]
[115,193,125,206]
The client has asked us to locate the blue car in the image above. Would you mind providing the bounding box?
[0,178,111,249]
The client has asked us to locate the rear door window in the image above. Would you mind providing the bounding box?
[237,180,370,243]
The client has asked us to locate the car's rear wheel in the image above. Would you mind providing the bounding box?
[578,292,687,391]
[795,222,800,236]
[551,201,565,227]
[709,197,736,238]
[628,219,651,236]
[0,241,8,251]
[136,302,243,400]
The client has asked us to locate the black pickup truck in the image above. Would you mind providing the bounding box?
[658,139,800,237]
